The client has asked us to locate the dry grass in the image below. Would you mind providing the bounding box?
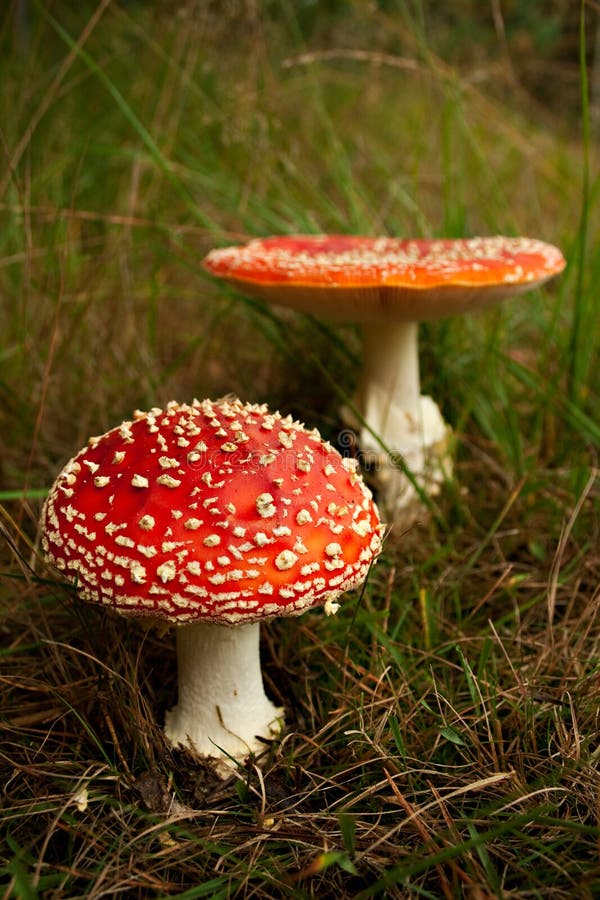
[1,2,599,897]
[3,445,599,897]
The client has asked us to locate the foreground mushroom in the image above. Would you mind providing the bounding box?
[203,235,566,522]
[41,398,383,770]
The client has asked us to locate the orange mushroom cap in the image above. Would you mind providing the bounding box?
[41,398,383,625]
[203,234,566,322]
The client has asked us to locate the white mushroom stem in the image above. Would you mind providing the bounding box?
[164,621,283,769]
[354,320,452,522]
[358,319,422,448]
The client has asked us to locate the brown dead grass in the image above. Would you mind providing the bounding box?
[2,443,599,897]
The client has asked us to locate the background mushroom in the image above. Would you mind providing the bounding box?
[41,397,383,772]
[203,235,566,523]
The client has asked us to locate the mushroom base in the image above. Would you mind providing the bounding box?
[164,621,283,773]
[345,394,453,526]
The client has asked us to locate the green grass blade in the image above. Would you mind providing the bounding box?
[35,2,220,233]
[568,4,591,405]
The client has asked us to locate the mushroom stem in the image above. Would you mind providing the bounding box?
[164,621,283,768]
[358,319,421,449]
[355,320,451,522]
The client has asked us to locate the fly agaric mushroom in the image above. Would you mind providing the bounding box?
[203,235,566,522]
[41,397,383,771]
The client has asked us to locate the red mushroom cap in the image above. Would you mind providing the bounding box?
[41,398,383,625]
[203,234,566,322]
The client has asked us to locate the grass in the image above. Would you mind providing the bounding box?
[1,1,599,897]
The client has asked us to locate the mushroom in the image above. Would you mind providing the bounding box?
[203,235,566,522]
[41,397,383,771]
